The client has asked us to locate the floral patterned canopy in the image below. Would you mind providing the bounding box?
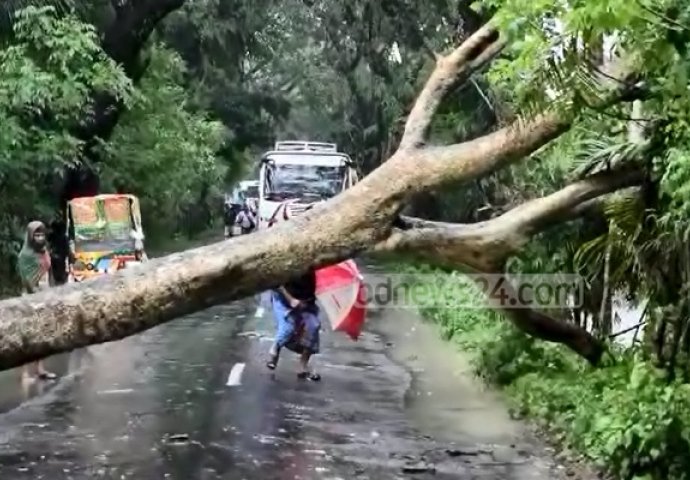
[68,194,142,247]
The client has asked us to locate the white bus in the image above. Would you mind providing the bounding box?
[257,141,358,229]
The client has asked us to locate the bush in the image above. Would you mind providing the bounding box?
[412,265,690,480]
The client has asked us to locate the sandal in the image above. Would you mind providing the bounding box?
[297,371,321,382]
[266,356,278,370]
[38,371,57,380]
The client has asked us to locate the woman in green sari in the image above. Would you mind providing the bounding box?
[16,221,57,381]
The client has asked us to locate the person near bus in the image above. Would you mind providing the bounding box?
[235,203,256,234]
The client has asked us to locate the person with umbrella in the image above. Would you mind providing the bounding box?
[264,205,321,380]
[266,267,322,381]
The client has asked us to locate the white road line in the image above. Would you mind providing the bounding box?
[226,363,246,386]
[97,389,134,395]
[254,306,265,318]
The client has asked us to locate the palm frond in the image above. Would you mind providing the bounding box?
[603,192,645,233]
[572,137,649,178]
[574,234,607,275]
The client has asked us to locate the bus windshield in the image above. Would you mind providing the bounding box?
[264,163,345,201]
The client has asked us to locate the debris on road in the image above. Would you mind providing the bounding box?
[401,461,436,474]
[164,433,190,445]
[445,447,491,457]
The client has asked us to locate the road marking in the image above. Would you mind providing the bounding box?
[254,306,265,318]
[226,363,246,386]
[97,389,133,395]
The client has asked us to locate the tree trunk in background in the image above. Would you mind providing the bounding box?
[598,242,612,336]
[49,0,187,281]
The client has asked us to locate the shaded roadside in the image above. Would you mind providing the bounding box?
[0,230,225,416]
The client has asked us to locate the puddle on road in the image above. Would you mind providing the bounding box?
[370,307,522,445]
[0,349,92,417]
[344,361,376,369]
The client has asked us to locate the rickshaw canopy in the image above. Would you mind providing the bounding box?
[67,194,144,252]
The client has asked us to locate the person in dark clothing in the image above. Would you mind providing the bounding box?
[223,202,239,238]
[267,268,321,381]
[46,219,69,285]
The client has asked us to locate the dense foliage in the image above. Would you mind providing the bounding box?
[0,5,231,292]
[413,266,690,480]
[0,6,132,291]
[399,3,690,478]
[100,46,226,242]
[3,0,690,477]
[0,0,483,291]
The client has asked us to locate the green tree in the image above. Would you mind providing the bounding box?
[0,6,131,291]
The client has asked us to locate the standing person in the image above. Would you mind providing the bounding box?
[266,268,322,381]
[247,200,258,229]
[235,204,255,235]
[223,201,237,238]
[47,219,68,286]
[16,221,57,382]
[130,228,148,262]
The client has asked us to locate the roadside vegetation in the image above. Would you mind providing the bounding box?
[3,1,690,478]
[410,263,690,480]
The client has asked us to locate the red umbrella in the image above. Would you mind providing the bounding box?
[315,259,367,340]
[269,205,367,338]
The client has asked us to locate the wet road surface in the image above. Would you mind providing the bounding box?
[0,290,577,479]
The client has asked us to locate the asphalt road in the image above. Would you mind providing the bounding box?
[0,287,580,480]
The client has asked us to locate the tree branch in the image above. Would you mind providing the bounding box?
[372,169,642,364]
[71,0,186,146]
[399,23,505,149]
[414,111,569,188]
[378,166,644,270]
[393,51,640,193]
[0,19,647,371]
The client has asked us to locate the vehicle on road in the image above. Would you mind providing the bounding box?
[66,194,146,282]
[257,141,358,229]
[226,180,259,210]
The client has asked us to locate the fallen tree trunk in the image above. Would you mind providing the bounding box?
[0,23,642,370]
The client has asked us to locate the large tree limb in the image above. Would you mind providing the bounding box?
[0,165,641,370]
[374,167,643,364]
[377,167,644,271]
[399,24,505,149]
[0,21,643,370]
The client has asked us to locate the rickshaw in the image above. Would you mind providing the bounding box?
[66,194,147,283]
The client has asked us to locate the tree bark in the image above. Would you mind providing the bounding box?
[72,0,186,145]
[598,242,612,336]
[0,21,642,371]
